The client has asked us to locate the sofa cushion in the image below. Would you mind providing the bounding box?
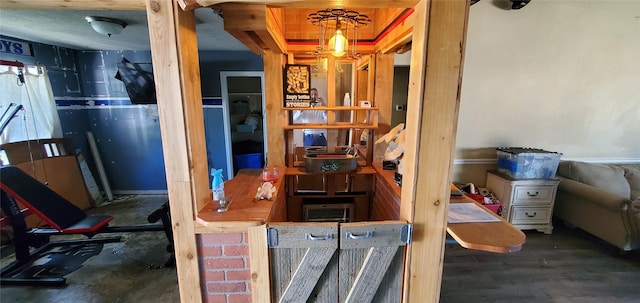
[618,164,640,200]
[558,161,631,198]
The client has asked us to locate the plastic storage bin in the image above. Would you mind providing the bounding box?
[234,153,263,170]
[235,124,255,133]
[496,147,561,179]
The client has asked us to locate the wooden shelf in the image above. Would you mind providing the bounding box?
[283,106,378,111]
[283,124,377,130]
[285,166,376,176]
[283,106,379,129]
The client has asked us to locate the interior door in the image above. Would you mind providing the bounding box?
[267,221,409,303]
[221,71,267,179]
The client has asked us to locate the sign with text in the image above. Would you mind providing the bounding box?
[0,38,34,57]
[283,64,311,108]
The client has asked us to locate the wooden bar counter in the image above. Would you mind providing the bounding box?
[372,163,526,253]
[195,167,287,233]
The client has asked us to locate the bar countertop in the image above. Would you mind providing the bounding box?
[373,163,526,253]
[195,167,286,233]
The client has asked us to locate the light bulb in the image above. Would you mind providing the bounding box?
[328,29,348,57]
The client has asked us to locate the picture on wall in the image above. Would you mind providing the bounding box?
[283,64,311,108]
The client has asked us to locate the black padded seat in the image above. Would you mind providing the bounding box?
[0,166,112,232]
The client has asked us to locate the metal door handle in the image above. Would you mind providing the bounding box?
[527,191,539,197]
[305,233,334,241]
[525,212,537,218]
[346,231,373,240]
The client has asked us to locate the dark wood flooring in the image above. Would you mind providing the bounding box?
[440,218,640,303]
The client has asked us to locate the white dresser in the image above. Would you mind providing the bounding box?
[486,171,560,234]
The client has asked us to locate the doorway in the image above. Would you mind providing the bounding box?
[221,72,267,178]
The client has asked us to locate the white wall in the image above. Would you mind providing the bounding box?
[456,0,640,164]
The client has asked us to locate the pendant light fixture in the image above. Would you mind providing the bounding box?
[307,9,371,59]
[328,21,348,57]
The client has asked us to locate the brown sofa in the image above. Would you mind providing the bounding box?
[554,161,640,251]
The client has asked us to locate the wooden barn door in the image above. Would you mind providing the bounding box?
[267,221,409,303]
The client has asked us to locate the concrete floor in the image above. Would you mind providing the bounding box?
[1,195,180,302]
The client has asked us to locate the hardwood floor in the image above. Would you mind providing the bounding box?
[440,218,640,303]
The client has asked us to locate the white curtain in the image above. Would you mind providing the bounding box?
[0,65,62,145]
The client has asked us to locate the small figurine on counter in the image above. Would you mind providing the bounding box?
[254,182,276,201]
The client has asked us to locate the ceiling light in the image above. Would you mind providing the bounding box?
[328,27,348,57]
[85,16,127,37]
[307,9,371,59]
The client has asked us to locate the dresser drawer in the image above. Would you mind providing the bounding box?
[510,207,552,224]
[512,186,555,205]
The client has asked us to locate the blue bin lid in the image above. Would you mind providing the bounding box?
[496,147,560,155]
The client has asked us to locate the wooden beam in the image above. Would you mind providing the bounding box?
[146,0,205,302]
[221,3,285,54]
[179,0,420,10]
[372,53,394,163]
[0,0,145,10]
[264,51,286,167]
[265,7,287,53]
[400,0,469,302]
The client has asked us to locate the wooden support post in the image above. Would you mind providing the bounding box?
[372,53,395,163]
[249,225,271,303]
[264,51,286,167]
[400,0,469,302]
[146,0,207,302]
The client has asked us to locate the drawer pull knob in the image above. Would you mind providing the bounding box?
[306,233,334,241]
[525,212,537,218]
[527,191,539,197]
[346,231,374,240]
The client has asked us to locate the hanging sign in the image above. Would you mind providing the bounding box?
[0,38,34,57]
[283,64,311,108]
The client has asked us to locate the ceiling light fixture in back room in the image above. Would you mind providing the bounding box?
[85,16,127,37]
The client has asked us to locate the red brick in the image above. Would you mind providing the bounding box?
[202,270,225,281]
[201,233,243,245]
[223,245,249,256]
[226,269,250,281]
[228,293,252,303]
[207,282,247,293]
[242,232,248,244]
[199,246,223,257]
[203,294,226,303]
[204,257,245,269]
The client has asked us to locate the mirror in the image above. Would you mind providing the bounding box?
[286,55,376,167]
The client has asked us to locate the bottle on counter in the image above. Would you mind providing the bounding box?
[211,168,225,202]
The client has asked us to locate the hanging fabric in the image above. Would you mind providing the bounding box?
[0,64,63,145]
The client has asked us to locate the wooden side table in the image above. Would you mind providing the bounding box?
[485,170,559,234]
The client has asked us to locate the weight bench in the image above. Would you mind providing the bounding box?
[0,165,174,286]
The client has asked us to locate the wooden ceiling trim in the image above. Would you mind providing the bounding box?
[286,43,375,56]
[374,9,414,54]
[0,0,146,10]
[180,0,420,10]
[373,8,409,37]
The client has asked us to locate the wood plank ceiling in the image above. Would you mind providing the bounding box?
[220,5,412,56]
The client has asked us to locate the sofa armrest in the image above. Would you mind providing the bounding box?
[557,177,632,211]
